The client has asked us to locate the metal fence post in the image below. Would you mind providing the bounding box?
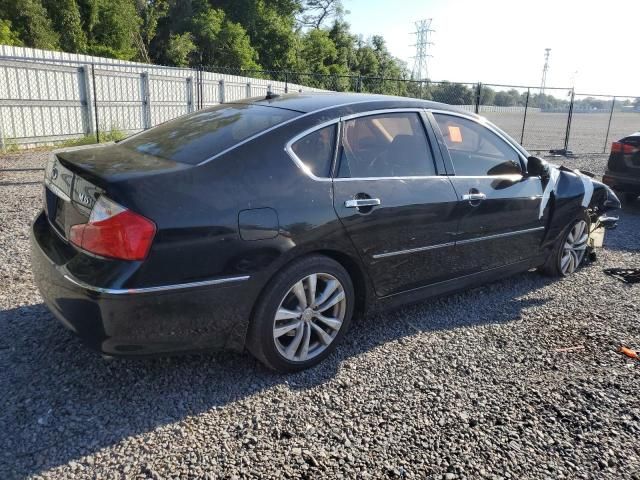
[246,82,251,98]
[140,72,152,129]
[563,88,575,152]
[520,87,530,145]
[475,82,482,114]
[284,71,288,93]
[91,63,100,142]
[603,96,616,153]
[77,65,94,136]
[218,79,225,103]
[186,77,194,113]
[198,65,204,109]
[357,74,362,93]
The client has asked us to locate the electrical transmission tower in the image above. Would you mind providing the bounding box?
[411,19,434,80]
[539,48,551,95]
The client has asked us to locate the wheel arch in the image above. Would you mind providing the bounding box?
[246,248,372,345]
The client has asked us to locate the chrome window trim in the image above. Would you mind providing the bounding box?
[284,118,340,182]
[372,226,544,259]
[334,173,530,182]
[284,107,438,182]
[196,99,411,167]
[429,109,528,167]
[340,107,427,121]
[60,269,250,295]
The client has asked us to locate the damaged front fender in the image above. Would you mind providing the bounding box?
[536,162,621,252]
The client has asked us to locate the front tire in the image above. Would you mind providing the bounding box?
[539,215,590,277]
[247,255,355,372]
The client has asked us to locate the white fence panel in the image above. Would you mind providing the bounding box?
[0,45,329,147]
[149,75,192,126]
[93,69,145,134]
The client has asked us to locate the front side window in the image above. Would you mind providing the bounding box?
[290,124,337,177]
[433,114,522,176]
[338,112,436,178]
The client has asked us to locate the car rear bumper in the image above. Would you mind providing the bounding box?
[31,211,254,356]
[602,172,640,193]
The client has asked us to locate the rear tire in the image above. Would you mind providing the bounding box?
[539,214,590,277]
[247,255,354,372]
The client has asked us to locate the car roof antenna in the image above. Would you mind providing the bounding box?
[265,85,280,100]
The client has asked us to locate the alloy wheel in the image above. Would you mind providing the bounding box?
[273,273,347,362]
[560,220,589,275]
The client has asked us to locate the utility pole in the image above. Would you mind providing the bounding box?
[539,48,551,96]
[411,19,434,81]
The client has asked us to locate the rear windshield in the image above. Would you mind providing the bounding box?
[120,104,300,164]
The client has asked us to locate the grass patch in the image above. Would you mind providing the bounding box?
[1,129,128,153]
[56,129,127,148]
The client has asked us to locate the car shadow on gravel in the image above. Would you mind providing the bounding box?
[0,271,556,477]
[604,200,640,253]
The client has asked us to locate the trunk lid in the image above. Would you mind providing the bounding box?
[56,142,190,185]
[43,143,189,239]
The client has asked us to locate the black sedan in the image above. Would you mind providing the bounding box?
[31,93,620,371]
[603,132,640,203]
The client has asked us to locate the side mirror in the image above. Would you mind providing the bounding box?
[527,156,549,179]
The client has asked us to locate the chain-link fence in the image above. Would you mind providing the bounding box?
[0,51,638,154]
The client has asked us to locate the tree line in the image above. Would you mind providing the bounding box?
[1,0,639,108]
[0,0,405,80]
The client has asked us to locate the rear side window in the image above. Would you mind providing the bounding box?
[120,104,299,165]
[290,124,337,177]
[338,112,436,178]
[433,114,522,176]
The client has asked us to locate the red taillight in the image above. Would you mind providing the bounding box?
[70,196,156,261]
[611,142,637,154]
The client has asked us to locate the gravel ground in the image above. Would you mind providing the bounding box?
[1,151,639,479]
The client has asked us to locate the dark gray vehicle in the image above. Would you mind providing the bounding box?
[31,93,621,372]
[603,132,640,202]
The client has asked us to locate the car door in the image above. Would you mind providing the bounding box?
[430,111,544,275]
[332,109,460,297]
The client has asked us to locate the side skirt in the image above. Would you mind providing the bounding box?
[372,256,547,313]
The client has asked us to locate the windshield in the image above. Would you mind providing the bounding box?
[120,104,300,165]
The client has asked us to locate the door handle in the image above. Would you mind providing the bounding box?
[462,192,486,201]
[345,198,381,208]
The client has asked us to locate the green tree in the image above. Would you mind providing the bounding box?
[298,0,344,29]
[43,0,87,52]
[76,0,98,40]
[0,19,23,46]
[495,90,515,106]
[216,0,300,70]
[299,28,337,75]
[135,0,169,62]
[86,0,140,60]
[166,32,195,66]
[191,8,259,69]
[431,82,473,105]
[1,0,60,49]
[480,85,495,105]
[327,20,356,70]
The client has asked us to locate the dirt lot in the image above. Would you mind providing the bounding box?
[482,111,640,154]
[0,151,639,479]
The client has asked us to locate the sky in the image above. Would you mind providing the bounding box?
[345,0,640,97]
